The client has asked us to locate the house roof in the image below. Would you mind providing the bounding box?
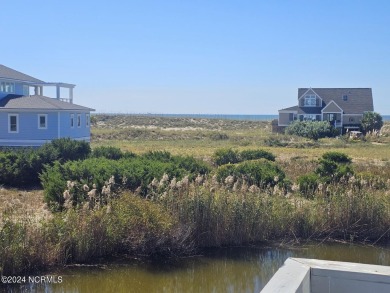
[298,88,373,114]
[0,95,94,111]
[0,64,43,83]
[279,105,298,112]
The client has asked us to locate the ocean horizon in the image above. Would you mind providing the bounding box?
[95,113,390,121]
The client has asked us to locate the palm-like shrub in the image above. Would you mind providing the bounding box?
[361,112,383,134]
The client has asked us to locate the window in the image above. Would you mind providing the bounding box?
[70,114,74,128]
[1,82,15,93]
[8,114,19,133]
[77,114,81,127]
[304,95,317,106]
[23,85,30,96]
[86,114,90,127]
[343,95,348,101]
[38,114,48,129]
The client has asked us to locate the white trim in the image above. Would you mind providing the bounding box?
[343,113,364,116]
[8,113,19,133]
[278,110,298,114]
[321,100,343,113]
[0,77,75,87]
[37,114,48,129]
[299,114,320,121]
[0,139,51,146]
[298,88,323,105]
[0,137,91,146]
[298,88,313,100]
[0,109,92,113]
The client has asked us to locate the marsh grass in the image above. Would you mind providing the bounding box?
[1,174,390,275]
[1,115,390,275]
[0,194,193,275]
[157,177,390,246]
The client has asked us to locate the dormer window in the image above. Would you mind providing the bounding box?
[343,95,348,101]
[304,95,317,106]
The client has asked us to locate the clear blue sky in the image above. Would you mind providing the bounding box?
[2,0,390,114]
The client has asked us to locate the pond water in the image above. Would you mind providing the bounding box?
[7,242,390,293]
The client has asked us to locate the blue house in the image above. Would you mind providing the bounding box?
[0,65,94,147]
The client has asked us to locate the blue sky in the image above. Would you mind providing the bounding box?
[2,1,390,114]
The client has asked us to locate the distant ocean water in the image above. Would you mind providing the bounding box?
[98,113,390,121]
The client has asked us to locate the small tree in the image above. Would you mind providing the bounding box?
[316,152,353,183]
[361,112,383,134]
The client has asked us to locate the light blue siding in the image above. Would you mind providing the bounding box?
[0,110,91,146]
[14,83,25,95]
[59,112,90,140]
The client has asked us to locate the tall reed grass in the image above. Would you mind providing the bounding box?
[2,184,389,275]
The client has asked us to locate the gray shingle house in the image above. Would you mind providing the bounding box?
[0,64,94,147]
[278,88,374,132]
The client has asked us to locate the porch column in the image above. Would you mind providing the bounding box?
[39,86,43,96]
[69,88,73,104]
[34,86,39,95]
[56,85,60,100]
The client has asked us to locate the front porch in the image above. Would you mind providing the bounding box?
[323,113,342,128]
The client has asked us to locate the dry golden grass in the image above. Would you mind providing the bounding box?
[90,115,390,163]
[0,187,52,226]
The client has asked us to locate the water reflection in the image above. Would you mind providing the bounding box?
[6,242,390,293]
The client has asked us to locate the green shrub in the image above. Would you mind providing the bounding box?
[43,138,91,162]
[173,156,211,179]
[213,148,239,166]
[239,149,275,162]
[321,152,352,164]
[285,121,338,140]
[91,146,136,160]
[41,154,210,209]
[142,150,172,162]
[0,139,91,187]
[213,148,276,166]
[215,164,236,183]
[142,151,211,179]
[297,174,319,199]
[316,152,354,183]
[216,159,285,188]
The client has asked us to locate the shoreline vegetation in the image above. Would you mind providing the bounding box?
[1,115,390,276]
